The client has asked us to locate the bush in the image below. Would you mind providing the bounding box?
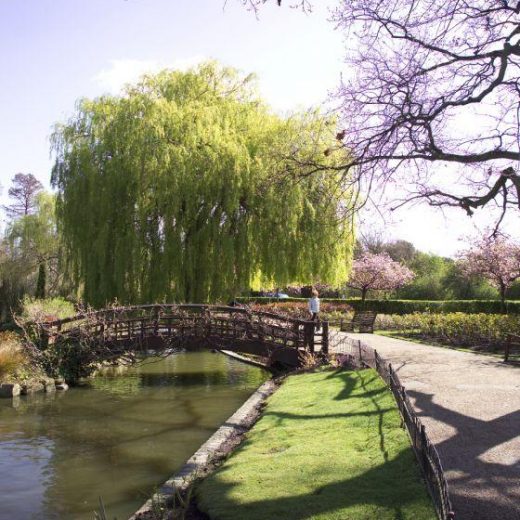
[247,301,354,320]
[376,312,520,350]
[17,297,76,326]
[44,336,100,382]
[237,297,520,314]
[0,332,28,381]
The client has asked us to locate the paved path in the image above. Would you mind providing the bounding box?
[337,333,520,520]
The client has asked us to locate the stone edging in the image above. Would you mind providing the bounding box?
[128,377,278,520]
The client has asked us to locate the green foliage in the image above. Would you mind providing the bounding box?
[442,262,498,300]
[52,62,355,306]
[356,238,500,301]
[17,296,75,325]
[0,332,27,381]
[397,252,450,300]
[376,313,520,351]
[197,369,435,520]
[508,280,520,299]
[238,297,520,314]
[0,192,62,322]
[44,337,98,382]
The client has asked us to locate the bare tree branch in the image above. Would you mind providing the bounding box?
[330,1,520,219]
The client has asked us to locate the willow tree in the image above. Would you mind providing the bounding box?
[51,62,354,306]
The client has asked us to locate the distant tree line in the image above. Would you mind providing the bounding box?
[352,234,520,302]
[0,173,64,322]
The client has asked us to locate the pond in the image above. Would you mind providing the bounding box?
[0,351,268,520]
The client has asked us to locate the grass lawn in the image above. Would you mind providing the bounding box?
[196,368,436,520]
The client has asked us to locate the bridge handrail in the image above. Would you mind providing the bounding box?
[39,304,311,331]
[36,305,317,355]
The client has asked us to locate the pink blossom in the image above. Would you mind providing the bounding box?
[348,253,414,301]
[458,236,520,307]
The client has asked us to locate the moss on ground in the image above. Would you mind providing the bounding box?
[196,368,436,520]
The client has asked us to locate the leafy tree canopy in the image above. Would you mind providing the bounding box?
[51,62,355,306]
[1,192,61,319]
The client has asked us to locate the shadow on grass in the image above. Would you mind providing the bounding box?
[197,370,434,520]
[261,370,394,423]
[198,443,428,520]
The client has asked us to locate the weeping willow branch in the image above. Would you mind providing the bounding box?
[51,62,355,306]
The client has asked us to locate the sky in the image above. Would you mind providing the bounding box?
[0,0,516,257]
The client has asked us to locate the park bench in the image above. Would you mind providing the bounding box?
[339,310,377,334]
[504,333,520,362]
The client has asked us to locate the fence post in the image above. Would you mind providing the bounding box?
[358,339,363,365]
[400,386,407,427]
[292,321,300,347]
[153,306,159,336]
[505,334,510,362]
[309,322,315,353]
[421,424,428,471]
[322,321,329,355]
[303,321,315,353]
[206,307,212,337]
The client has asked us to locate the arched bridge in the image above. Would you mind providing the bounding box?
[38,304,329,368]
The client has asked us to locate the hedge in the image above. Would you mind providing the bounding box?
[236,297,520,314]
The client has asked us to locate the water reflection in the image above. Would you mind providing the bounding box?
[0,351,267,520]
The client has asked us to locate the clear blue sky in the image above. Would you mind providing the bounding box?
[0,0,512,255]
[0,0,343,191]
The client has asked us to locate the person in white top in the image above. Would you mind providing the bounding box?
[308,288,320,331]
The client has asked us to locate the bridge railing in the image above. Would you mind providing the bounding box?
[38,304,319,353]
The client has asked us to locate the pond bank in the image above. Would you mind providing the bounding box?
[129,377,279,519]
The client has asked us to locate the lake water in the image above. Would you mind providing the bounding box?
[0,351,267,520]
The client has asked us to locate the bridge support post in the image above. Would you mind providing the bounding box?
[321,321,329,355]
[304,322,315,353]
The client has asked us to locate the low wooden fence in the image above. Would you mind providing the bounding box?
[329,331,455,520]
[505,333,520,362]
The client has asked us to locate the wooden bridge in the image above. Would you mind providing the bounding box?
[38,304,329,368]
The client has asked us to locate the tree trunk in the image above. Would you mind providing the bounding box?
[35,261,46,299]
[499,283,507,314]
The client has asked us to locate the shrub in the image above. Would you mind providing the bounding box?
[237,297,520,314]
[17,297,76,326]
[247,301,353,320]
[376,312,520,350]
[0,332,28,381]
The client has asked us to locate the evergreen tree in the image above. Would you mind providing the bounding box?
[3,173,43,219]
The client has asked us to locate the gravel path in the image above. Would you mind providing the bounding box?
[337,333,520,520]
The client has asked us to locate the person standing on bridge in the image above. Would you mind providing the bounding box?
[308,289,320,331]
